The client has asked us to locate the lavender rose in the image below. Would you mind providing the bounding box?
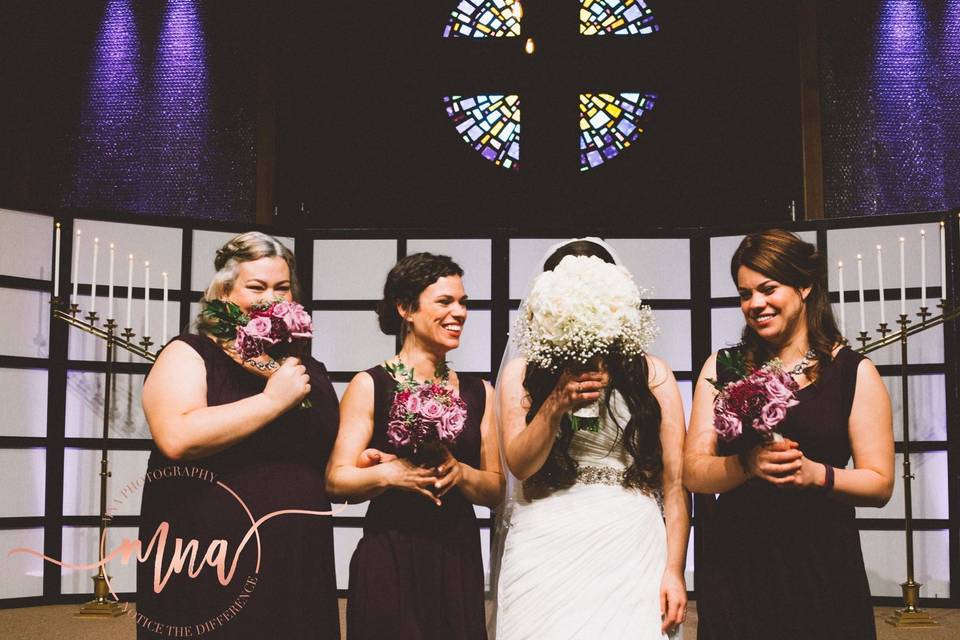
[714,408,743,443]
[755,401,788,434]
[420,398,445,421]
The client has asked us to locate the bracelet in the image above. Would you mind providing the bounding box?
[821,463,835,491]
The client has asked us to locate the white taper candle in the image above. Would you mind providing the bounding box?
[921,229,927,308]
[53,223,61,298]
[126,254,134,329]
[162,272,169,344]
[144,261,150,337]
[107,243,115,320]
[940,221,947,301]
[72,229,82,305]
[857,254,866,333]
[90,238,99,314]
[838,261,846,338]
[899,237,906,316]
[876,245,885,324]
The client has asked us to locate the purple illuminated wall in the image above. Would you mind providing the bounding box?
[61,0,255,221]
[820,0,960,217]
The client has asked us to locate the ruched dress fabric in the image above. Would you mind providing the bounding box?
[137,333,340,639]
[495,391,674,639]
[696,346,876,640]
[346,365,488,640]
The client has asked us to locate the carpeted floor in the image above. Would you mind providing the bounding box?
[1,601,958,639]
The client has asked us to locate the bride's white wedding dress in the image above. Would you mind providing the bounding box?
[495,391,676,639]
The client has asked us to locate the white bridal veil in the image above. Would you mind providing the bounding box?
[487,237,625,637]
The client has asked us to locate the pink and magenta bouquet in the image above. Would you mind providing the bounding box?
[385,367,467,467]
[203,297,312,360]
[709,352,799,443]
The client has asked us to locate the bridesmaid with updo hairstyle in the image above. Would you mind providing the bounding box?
[684,229,894,640]
[327,252,504,640]
[138,231,340,638]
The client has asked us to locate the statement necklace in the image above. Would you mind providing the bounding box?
[384,357,450,390]
[787,349,817,376]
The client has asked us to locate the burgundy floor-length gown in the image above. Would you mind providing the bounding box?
[137,333,340,639]
[346,365,487,640]
[697,346,876,640]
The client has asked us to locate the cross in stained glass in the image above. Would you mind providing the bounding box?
[441,0,663,173]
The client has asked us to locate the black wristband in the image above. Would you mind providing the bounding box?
[822,463,835,491]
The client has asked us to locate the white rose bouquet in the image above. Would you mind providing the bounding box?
[512,254,659,430]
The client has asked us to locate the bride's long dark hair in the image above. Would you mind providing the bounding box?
[523,241,663,494]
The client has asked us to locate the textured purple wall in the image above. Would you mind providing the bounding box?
[61,0,255,221]
[820,0,960,217]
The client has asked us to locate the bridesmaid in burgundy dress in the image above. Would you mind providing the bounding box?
[138,232,340,638]
[684,229,894,640]
[326,252,504,640]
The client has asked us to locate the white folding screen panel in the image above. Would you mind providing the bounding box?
[407,239,492,299]
[827,223,945,296]
[64,371,151,439]
[62,449,152,516]
[0,209,53,281]
[333,527,364,590]
[312,311,396,372]
[61,526,139,594]
[883,374,947,441]
[860,530,950,599]
[710,307,744,353]
[72,219,183,285]
[509,239,564,298]
[191,230,295,292]
[649,310,691,372]
[0,449,45,517]
[856,452,949,520]
[313,239,397,300]
[0,528,45,598]
[446,309,490,372]
[608,238,691,299]
[0,368,48,437]
[0,288,51,358]
[710,231,818,298]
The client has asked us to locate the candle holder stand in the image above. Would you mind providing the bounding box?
[50,298,158,617]
[856,301,959,628]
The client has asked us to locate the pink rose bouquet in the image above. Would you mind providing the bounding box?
[709,351,800,444]
[384,365,468,468]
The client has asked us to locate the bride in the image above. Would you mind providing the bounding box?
[490,238,689,639]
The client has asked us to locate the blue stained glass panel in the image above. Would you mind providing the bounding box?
[444,95,521,170]
[579,92,656,171]
[580,0,659,36]
[443,0,521,38]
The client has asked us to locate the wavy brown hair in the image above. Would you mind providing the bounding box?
[730,229,843,381]
[523,240,663,494]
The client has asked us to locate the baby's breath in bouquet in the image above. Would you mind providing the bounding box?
[512,255,659,431]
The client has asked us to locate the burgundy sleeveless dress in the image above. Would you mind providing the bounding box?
[697,346,876,640]
[137,334,340,639]
[346,365,487,640]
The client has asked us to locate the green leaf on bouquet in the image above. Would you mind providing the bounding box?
[201,299,250,339]
[707,349,748,391]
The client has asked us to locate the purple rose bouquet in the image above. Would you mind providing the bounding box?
[385,370,468,468]
[709,352,799,444]
[202,297,314,407]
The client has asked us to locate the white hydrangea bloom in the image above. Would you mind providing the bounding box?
[513,255,659,370]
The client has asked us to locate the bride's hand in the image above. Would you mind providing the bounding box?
[659,569,687,632]
[549,370,606,414]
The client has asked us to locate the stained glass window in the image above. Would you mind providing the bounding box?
[444,95,521,170]
[579,93,655,171]
[443,0,521,38]
[580,0,659,36]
